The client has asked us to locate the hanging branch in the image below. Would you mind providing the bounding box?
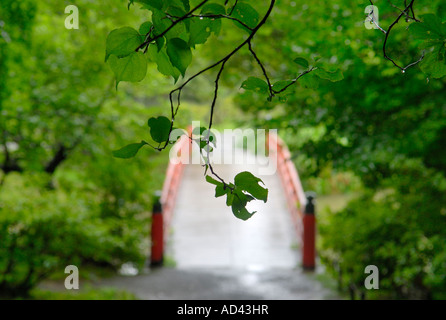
[151,0,278,186]
[368,0,424,73]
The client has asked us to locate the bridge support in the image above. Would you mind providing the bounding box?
[302,193,316,271]
[150,193,164,267]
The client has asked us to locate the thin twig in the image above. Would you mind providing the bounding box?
[369,0,424,73]
[272,68,316,95]
[248,41,274,99]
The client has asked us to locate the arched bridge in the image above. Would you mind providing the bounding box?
[101,130,338,300]
[154,130,316,270]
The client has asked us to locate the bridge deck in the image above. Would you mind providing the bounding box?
[170,160,299,269]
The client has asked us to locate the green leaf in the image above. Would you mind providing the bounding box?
[241,77,269,93]
[272,80,293,92]
[226,191,234,206]
[421,14,446,39]
[199,4,225,36]
[108,52,147,88]
[234,171,268,203]
[105,27,143,61]
[201,3,226,15]
[155,35,165,51]
[314,68,344,82]
[163,0,189,11]
[199,139,213,152]
[152,8,171,31]
[113,141,147,159]
[299,72,320,89]
[192,126,207,136]
[166,5,187,21]
[152,9,188,41]
[231,189,256,221]
[231,2,259,31]
[215,184,229,198]
[206,175,222,186]
[148,45,180,82]
[294,57,309,69]
[129,0,163,10]
[188,18,212,47]
[148,116,171,143]
[170,128,187,142]
[166,38,192,77]
[181,0,190,11]
[139,21,153,35]
[420,44,446,79]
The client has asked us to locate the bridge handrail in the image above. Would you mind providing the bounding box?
[160,134,190,235]
[268,132,306,220]
[268,131,316,270]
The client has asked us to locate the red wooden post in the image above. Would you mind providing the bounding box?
[302,193,316,270]
[150,193,164,267]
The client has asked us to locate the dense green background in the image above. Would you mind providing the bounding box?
[0,0,445,299]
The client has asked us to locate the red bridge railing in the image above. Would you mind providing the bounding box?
[150,134,190,267]
[268,132,316,270]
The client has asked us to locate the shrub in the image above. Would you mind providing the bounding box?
[319,160,446,299]
[0,173,144,298]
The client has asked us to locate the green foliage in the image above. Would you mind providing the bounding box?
[109,52,148,88]
[0,173,143,297]
[166,38,192,77]
[30,286,137,300]
[231,2,259,31]
[226,0,446,299]
[409,14,446,78]
[241,76,269,94]
[110,0,234,85]
[105,27,143,62]
[0,0,169,298]
[293,57,309,69]
[148,116,172,144]
[206,171,268,221]
[319,159,446,299]
[112,141,148,159]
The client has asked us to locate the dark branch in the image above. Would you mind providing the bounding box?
[368,0,424,73]
[248,41,274,99]
[44,144,68,174]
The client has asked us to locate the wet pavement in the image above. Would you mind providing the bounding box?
[100,266,338,300]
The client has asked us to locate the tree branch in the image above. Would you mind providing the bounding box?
[369,0,424,73]
[272,67,317,95]
[248,41,274,99]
